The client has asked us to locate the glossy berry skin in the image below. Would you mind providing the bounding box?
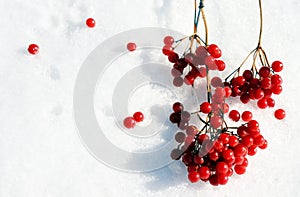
[188,171,200,183]
[272,61,283,72]
[242,111,253,122]
[173,102,184,113]
[28,44,39,55]
[229,110,240,122]
[86,18,96,28]
[127,42,137,51]
[199,166,211,180]
[259,67,270,78]
[200,102,212,114]
[163,36,174,45]
[257,98,268,109]
[217,174,229,185]
[207,44,222,58]
[234,165,246,175]
[216,162,229,174]
[215,60,226,71]
[274,109,286,120]
[133,112,144,122]
[123,117,136,129]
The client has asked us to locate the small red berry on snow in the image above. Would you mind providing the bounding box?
[27,44,39,55]
[86,18,96,28]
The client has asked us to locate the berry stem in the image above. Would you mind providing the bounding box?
[257,0,263,48]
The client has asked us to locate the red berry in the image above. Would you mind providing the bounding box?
[248,120,259,130]
[254,135,265,146]
[86,18,96,28]
[168,52,179,63]
[216,162,229,174]
[242,111,253,122]
[260,78,272,89]
[173,102,184,113]
[200,102,212,114]
[199,166,211,179]
[175,132,186,143]
[235,156,245,165]
[229,110,240,122]
[254,89,265,100]
[224,86,232,98]
[194,156,204,164]
[248,145,257,156]
[207,44,222,58]
[243,70,253,81]
[222,149,234,160]
[271,84,283,95]
[170,149,182,160]
[234,144,248,157]
[184,74,195,85]
[27,44,39,55]
[211,77,223,87]
[162,45,173,56]
[240,93,251,104]
[123,117,136,129]
[127,42,137,51]
[228,135,239,147]
[219,133,230,144]
[188,171,200,183]
[209,150,219,161]
[257,98,268,109]
[234,165,246,175]
[169,112,181,123]
[267,98,275,107]
[209,175,219,186]
[259,140,268,149]
[259,67,271,78]
[236,76,246,86]
[272,61,283,72]
[217,174,229,185]
[210,115,222,128]
[271,74,283,85]
[215,60,226,71]
[241,136,254,147]
[133,112,144,122]
[163,36,174,46]
[274,109,286,120]
[173,77,183,87]
[205,56,217,70]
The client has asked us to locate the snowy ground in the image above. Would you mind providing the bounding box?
[1,0,300,196]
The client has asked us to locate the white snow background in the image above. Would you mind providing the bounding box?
[1,0,300,196]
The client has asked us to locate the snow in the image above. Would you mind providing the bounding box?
[0,0,300,196]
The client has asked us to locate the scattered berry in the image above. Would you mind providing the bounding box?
[274,109,286,120]
[27,44,39,55]
[123,117,136,129]
[86,18,96,28]
[133,112,144,122]
[127,42,137,51]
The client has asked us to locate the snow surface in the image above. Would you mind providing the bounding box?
[1,0,300,196]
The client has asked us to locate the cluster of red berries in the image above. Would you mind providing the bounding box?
[171,113,267,186]
[123,112,144,129]
[224,61,283,110]
[162,36,226,87]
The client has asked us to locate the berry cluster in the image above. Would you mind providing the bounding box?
[171,102,267,185]
[224,61,283,110]
[162,36,226,87]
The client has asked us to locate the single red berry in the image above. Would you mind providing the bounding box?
[168,52,179,63]
[123,117,136,129]
[200,102,212,114]
[260,78,272,89]
[272,61,283,72]
[163,36,174,46]
[240,93,251,104]
[175,132,186,143]
[171,68,182,77]
[248,145,257,156]
[209,175,219,186]
[181,111,191,122]
[271,74,283,85]
[215,60,226,71]
[248,120,259,130]
[127,42,137,52]
[209,150,220,161]
[207,44,222,58]
[210,115,222,129]
[242,157,248,167]
[173,77,183,87]
[173,102,184,113]
[169,112,181,123]
[271,84,283,95]
[216,161,229,174]
[241,111,253,122]
[267,98,275,107]
[235,156,245,165]
[186,125,198,136]
[184,74,195,85]
[234,144,248,157]
[254,135,265,146]
[274,109,286,120]
[188,171,200,183]
[234,165,246,175]
[241,136,254,147]
[133,112,144,122]
[236,76,246,86]
[219,133,230,144]
[198,166,210,180]
[259,67,271,78]
[27,44,39,55]
[224,86,232,98]
[86,18,96,28]
[257,98,268,109]
[254,89,265,100]
[259,140,268,149]
[162,45,173,56]
[228,135,239,147]
[170,149,182,160]
[211,77,223,87]
[222,149,234,161]
[194,155,204,165]
[217,174,229,185]
[229,110,240,122]
[243,70,253,81]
